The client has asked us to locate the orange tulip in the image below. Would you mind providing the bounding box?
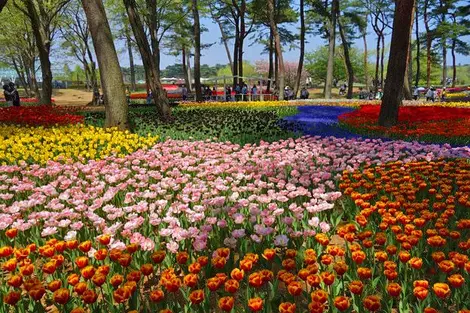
[188,262,201,274]
[448,274,465,288]
[28,286,46,301]
[408,257,423,270]
[287,281,302,296]
[423,308,439,313]
[48,280,61,292]
[7,274,22,288]
[80,266,95,280]
[73,282,87,295]
[352,250,366,264]
[224,279,239,293]
[248,297,263,312]
[311,289,328,304]
[211,256,226,269]
[320,271,335,285]
[67,273,80,286]
[413,286,429,300]
[92,273,106,287]
[218,296,235,312]
[149,289,165,302]
[262,248,276,261]
[20,264,34,276]
[53,288,70,305]
[216,248,230,258]
[0,246,14,258]
[126,243,139,254]
[334,296,350,312]
[349,280,364,294]
[126,270,141,282]
[357,267,372,280]
[387,283,402,297]
[438,260,455,273]
[113,287,131,304]
[183,273,198,288]
[109,249,122,262]
[333,261,348,276]
[42,261,57,274]
[81,289,98,304]
[197,256,209,266]
[279,302,296,313]
[66,240,79,250]
[176,251,189,264]
[3,291,21,306]
[110,274,124,288]
[306,274,322,288]
[363,295,381,311]
[413,280,429,289]
[230,268,244,281]
[98,234,111,245]
[189,289,204,305]
[78,241,92,253]
[94,248,107,261]
[433,283,451,299]
[240,259,253,272]
[75,256,89,269]
[118,253,132,267]
[282,258,296,271]
[248,272,263,288]
[206,277,221,291]
[5,228,18,239]
[398,251,411,263]
[216,273,228,284]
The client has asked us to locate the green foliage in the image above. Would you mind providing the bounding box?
[217,62,257,78]
[305,46,369,85]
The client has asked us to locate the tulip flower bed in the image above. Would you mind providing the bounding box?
[339,105,470,145]
[0,135,469,312]
[180,100,377,109]
[86,107,301,145]
[0,105,83,126]
[337,159,470,313]
[0,124,158,165]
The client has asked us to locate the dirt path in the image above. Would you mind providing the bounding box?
[53,89,93,106]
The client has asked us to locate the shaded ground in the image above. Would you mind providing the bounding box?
[52,89,93,106]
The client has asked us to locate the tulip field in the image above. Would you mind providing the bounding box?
[0,102,469,313]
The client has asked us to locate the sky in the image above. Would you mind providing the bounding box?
[116,12,470,70]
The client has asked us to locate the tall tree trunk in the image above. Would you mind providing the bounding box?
[267,28,274,92]
[293,0,305,98]
[338,18,354,99]
[238,1,246,85]
[30,58,39,98]
[363,33,369,91]
[424,0,432,88]
[267,0,284,100]
[215,17,233,73]
[192,0,202,102]
[124,24,136,91]
[186,50,192,91]
[451,38,456,87]
[82,0,129,130]
[182,46,191,90]
[379,0,415,127]
[374,35,380,92]
[24,0,53,105]
[12,58,30,97]
[324,0,338,99]
[404,7,415,100]
[442,38,447,87]
[124,0,170,119]
[274,50,278,89]
[415,4,420,87]
[380,34,385,89]
[233,25,239,88]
